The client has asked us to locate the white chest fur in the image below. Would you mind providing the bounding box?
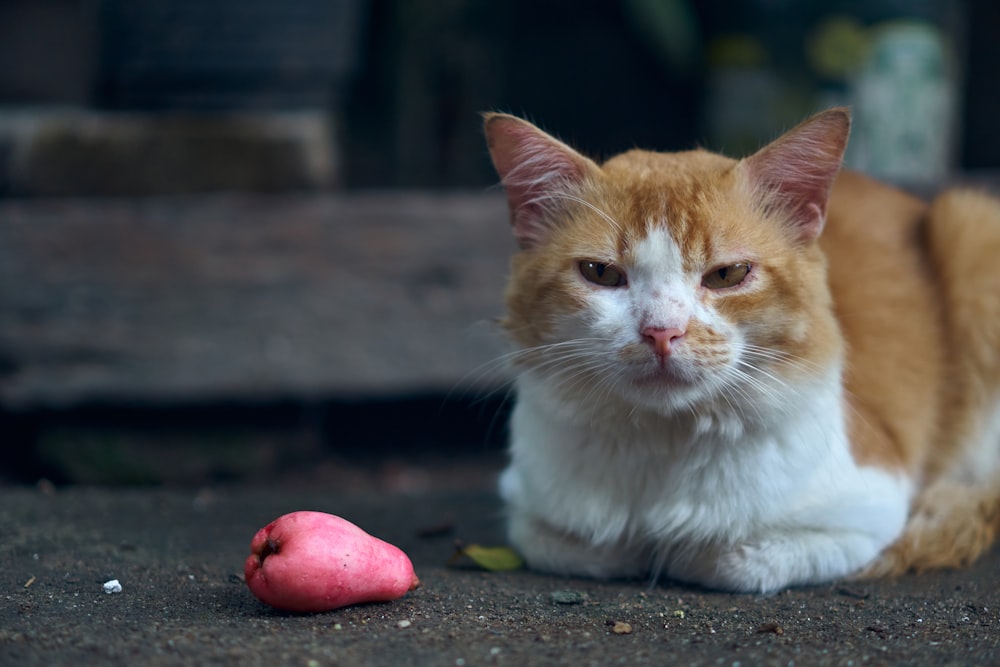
[499,371,911,592]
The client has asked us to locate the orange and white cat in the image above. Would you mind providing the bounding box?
[483,107,1000,593]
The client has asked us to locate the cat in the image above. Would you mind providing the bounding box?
[482,107,1000,593]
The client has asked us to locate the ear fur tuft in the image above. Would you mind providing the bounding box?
[483,113,596,249]
[741,108,851,243]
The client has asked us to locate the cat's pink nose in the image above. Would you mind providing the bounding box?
[641,326,686,357]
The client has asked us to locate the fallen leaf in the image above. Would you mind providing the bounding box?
[836,585,871,600]
[449,543,524,571]
[756,622,784,636]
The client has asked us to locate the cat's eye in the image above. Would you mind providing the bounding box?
[703,263,751,290]
[579,260,627,287]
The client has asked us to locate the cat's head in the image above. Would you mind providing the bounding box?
[484,109,850,417]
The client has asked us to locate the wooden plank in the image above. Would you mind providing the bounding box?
[0,192,516,408]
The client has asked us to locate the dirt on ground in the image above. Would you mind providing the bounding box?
[2,456,999,666]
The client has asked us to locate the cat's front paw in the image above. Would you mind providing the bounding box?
[507,511,650,580]
[673,531,884,594]
[675,543,792,594]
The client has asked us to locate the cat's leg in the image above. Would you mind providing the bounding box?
[506,510,651,580]
[858,188,1000,578]
[857,477,1000,578]
[662,466,912,593]
[925,188,1000,479]
[666,529,889,594]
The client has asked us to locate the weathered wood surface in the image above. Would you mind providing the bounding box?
[0,192,516,408]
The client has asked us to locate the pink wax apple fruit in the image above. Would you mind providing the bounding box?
[244,510,420,612]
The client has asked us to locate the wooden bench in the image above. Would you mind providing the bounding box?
[0,192,515,409]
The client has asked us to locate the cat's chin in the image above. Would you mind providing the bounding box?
[619,367,715,413]
[629,372,695,394]
[629,362,702,390]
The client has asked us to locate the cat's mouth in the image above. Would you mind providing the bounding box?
[630,362,699,389]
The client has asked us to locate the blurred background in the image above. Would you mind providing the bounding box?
[0,0,997,486]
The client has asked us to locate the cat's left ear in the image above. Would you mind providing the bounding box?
[740,108,850,243]
[483,113,599,249]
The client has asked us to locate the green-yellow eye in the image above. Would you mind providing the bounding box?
[579,260,627,287]
[703,262,751,290]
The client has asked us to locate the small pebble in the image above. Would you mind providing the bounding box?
[103,579,122,594]
[550,590,584,605]
[397,619,412,629]
[611,621,633,635]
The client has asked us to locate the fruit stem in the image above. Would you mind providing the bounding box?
[259,538,280,563]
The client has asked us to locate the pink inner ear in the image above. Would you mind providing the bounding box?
[485,115,590,249]
[743,109,850,243]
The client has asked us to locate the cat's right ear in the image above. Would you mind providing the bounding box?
[740,107,851,244]
[483,113,597,249]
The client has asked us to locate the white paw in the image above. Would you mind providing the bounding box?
[508,511,651,580]
[667,531,883,594]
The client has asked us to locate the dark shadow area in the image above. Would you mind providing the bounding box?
[0,393,511,486]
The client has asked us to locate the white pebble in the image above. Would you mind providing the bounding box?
[103,579,122,594]
[397,619,412,629]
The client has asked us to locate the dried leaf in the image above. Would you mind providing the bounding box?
[756,622,784,636]
[450,544,524,571]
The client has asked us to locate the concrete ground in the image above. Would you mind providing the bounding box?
[3,454,999,667]
[4,187,1000,666]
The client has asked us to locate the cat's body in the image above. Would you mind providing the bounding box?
[484,108,1000,593]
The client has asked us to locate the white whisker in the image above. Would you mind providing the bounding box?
[528,192,625,235]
